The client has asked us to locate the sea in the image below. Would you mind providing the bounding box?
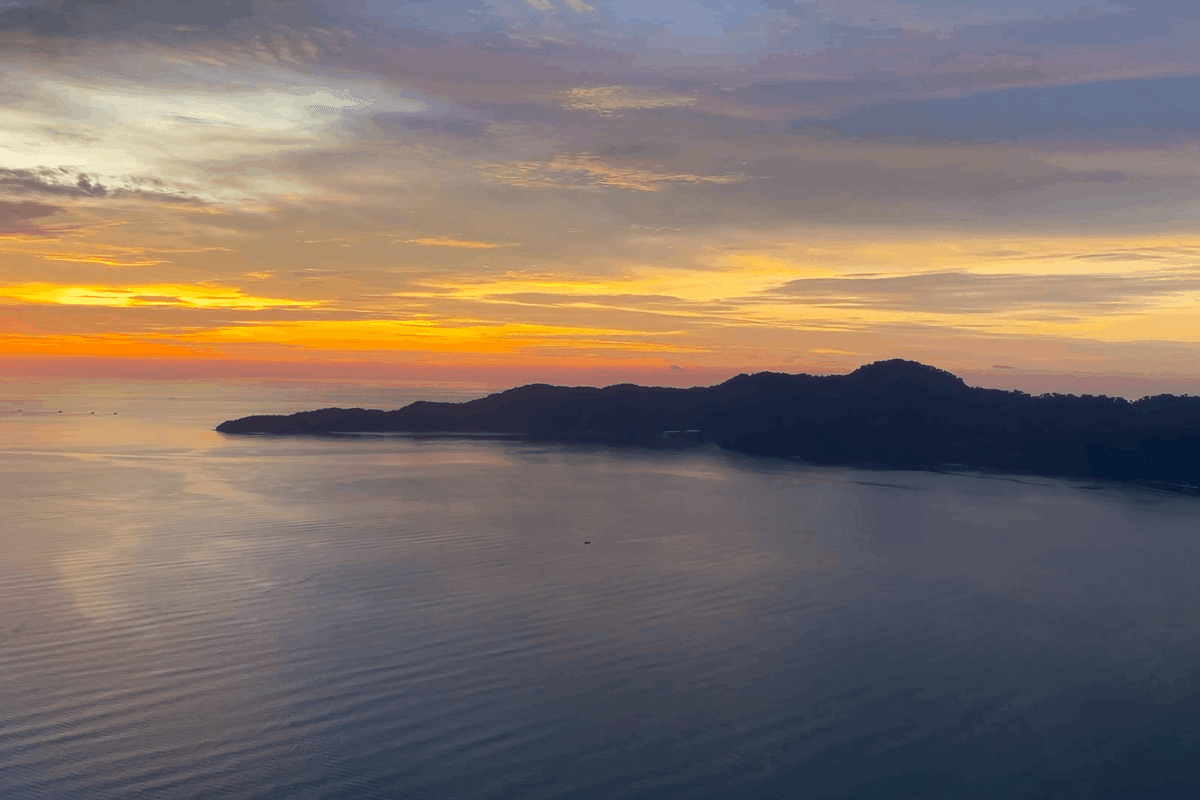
[3,377,1200,800]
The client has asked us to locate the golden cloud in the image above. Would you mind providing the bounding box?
[37,254,168,268]
[478,154,744,192]
[554,86,698,115]
[402,237,517,249]
[0,283,321,310]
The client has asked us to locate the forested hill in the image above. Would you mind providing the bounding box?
[216,359,1200,487]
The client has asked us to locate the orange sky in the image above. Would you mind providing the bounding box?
[4,0,1200,394]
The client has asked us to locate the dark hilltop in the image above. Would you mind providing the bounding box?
[217,359,1200,489]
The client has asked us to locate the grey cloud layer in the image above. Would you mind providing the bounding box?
[0,199,61,233]
[0,0,253,35]
[806,76,1200,143]
[766,270,1200,318]
[7,0,1200,86]
[4,3,1200,266]
[0,167,205,203]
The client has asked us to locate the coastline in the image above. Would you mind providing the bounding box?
[215,359,1200,493]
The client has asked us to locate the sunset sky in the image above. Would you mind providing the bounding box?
[3,0,1200,391]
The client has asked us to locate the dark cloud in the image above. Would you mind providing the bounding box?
[112,186,205,203]
[0,0,255,35]
[68,0,252,29]
[956,8,1180,47]
[0,199,62,233]
[0,167,108,197]
[759,0,816,12]
[766,270,1200,316]
[1115,0,1200,11]
[0,5,71,34]
[799,75,1200,142]
[0,167,204,203]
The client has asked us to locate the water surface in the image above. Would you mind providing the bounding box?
[3,379,1200,799]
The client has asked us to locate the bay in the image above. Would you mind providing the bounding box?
[3,378,1200,799]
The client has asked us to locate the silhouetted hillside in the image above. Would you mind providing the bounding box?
[216,360,1200,488]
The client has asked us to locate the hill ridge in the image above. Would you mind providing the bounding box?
[216,360,1200,489]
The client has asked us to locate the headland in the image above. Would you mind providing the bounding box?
[216,359,1200,489]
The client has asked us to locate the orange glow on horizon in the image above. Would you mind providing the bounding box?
[5,233,1200,381]
[182,319,708,355]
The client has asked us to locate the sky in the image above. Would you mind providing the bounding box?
[2,0,1200,393]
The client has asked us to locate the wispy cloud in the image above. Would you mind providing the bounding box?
[0,200,62,236]
[554,85,698,115]
[36,254,169,268]
[1,168,112,198]
[763,270,1200,318]
[478,154,746,192]
[402,237,518,249]
[5,0,1200,381]
[0,283,322,310]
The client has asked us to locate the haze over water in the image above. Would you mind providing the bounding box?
[4,379,1200,799]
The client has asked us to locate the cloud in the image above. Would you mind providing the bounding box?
[0,52,435,207]
[0,168,109,197]
[0,0,253,36]
[765,270,1200,318]
[481,292,703,310]
[801,75,1200,142]
[402,237,518,249]
[377,113,490,138]
[734,80,905,107]
[5,0,1200,383]
[0,166,213,205]
[0,282,322,310]
[554,85,699,115]
[128,294,186,305]
[37,253,167,268]
[0,200,62,234]
[0,5,70,35]
[477,153,746,192]
[955,7,1178,48]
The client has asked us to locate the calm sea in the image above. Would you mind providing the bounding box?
[3,377,1200,799]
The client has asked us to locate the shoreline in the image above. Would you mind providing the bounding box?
[215,427,1200,496]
